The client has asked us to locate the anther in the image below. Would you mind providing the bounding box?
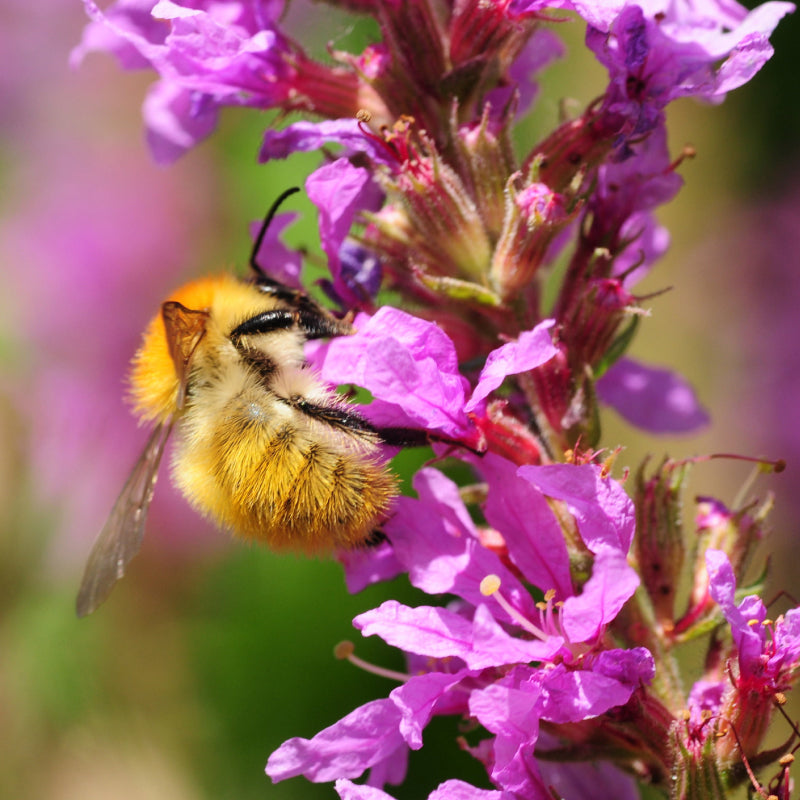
[480,574,550,639]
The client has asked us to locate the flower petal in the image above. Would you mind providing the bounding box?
[386,470,542,626]
[355,600,554,669]
[429,780,517,800]
[466,321,557,413]
[335,779,396,800]
[561,550,639,642]
[389,670,472,749]
[518,464,635,554]
[597,357,710,434]
[266,699,404,783]
[474,453,572,600]
[538,664,636,723]
[260,118,391,162]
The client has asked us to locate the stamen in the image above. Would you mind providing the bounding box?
[480,575,550,639]
[334,640,410,683]
[707,452,786,473]
[668,145,696,172]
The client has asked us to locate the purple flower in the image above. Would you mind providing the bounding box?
[322,243,384,308]
[312,308,560,449]
[335,778,516,800]
[580,0,794,144]
[485,27,565,116]
[336,779,396,800]
[354,601,558,671]
[73,0,299,162]
[260,119,394,164]
[532,740,641,800]
[701,549,800,761]
[706,549,800,690]
[306,158,384,308]
[267,669,474,785]
[686,680,726,730]
[388,459,643,656]
[384,468,543,626]
[465,321,558,413]
[468,667,549,798]
[141,79,219,164]
[586,126,682,281]
[313,308,477,441]
[266,697,409,784]
[338,540,405,594]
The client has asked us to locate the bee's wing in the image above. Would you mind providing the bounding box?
[76,419,174,617]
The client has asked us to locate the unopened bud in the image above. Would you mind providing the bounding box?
[633,458,689,627]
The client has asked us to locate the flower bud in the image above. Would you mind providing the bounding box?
[559,277,636,370]
[524,107,618,194]
[369,121,493,283]
[632,458,689,627]
[518,343,600,451]
[490,179,572,300]
[455,108,517,240]
[695,496,768,582]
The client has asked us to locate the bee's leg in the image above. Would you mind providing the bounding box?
[374,427,434,448]
[282,396,382,440]
[377,426,484,456]
[284,395,443,449]
[294,302,354,340]
[251,278,304,304]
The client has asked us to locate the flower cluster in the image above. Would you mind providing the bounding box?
[76,0,797,797]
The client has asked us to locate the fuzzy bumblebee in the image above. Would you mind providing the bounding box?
[76,194,397,617]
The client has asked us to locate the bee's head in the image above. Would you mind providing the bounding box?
[128,275,227,421]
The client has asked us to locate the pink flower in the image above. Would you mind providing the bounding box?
[269,462,652,796]
[707,549,800,690]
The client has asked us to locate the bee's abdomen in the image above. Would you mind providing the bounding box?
[173,392,397,551]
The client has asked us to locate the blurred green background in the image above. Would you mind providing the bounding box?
[1,2,799,799]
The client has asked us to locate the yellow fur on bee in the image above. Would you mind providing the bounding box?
[171,374,397,550]
[130,272,397,550]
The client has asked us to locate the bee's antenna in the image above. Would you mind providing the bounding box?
[249,186,301,277]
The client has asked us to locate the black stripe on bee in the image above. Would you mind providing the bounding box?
[230,305,351,343]
[230,309,298,342]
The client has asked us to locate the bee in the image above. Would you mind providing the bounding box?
[76,189,398,617]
